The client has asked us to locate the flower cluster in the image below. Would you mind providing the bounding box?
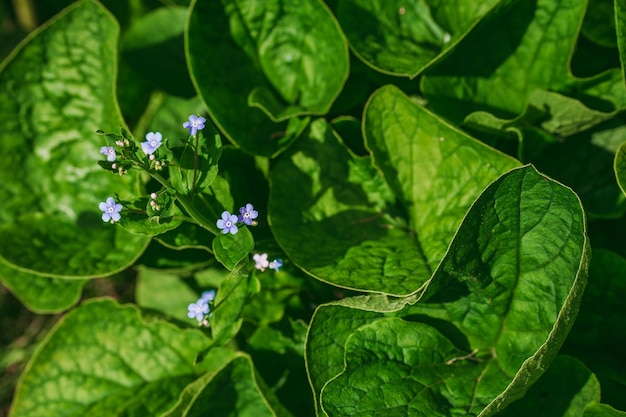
[97,114,208,224]
[216,204,258,234]
[253,253,283,272]
[187,290,216,326]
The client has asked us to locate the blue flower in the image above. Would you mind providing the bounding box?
[187,300,209,321]
[141,132,162,155]
[183,115,206,136]
[216,211,239,234]
[269,258,284,272]
[238,203,258,225]
[200,290,216,303]
[253,253,269,271]
[99,197,122,223]
[100,146,116,162]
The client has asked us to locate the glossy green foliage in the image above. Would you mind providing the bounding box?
[307,166,589,416]
[2,0,626,416]
[0,0,149,281]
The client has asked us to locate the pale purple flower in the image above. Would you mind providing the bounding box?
[253,253,269,271]
[183,115,206,136]
[269,258,284,272]
[187,300,209,321]
[141,132,162,155]
[238,203,258,225]
[100,146,116,162]
[200,290,216,303]
[216,211,239,234]
[99,197,122,223]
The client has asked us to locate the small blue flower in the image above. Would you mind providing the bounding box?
[253,253,269,271]
[187,300,209,321]
[269,258,284,272]
[141,132,162,155]
[216,211,239,234]
[238,203,258,225]
[99,197,122,223]
[100,146,116,162]
[200,290,216,303]
[183,115,206,136]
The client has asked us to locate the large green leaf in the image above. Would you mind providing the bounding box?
[364,85,519,270]
[336,0,501,77]
[0,0,149,277]
[269,118,427,295]
[0,260,86,313]
[186,0,346,155]
[307,165,589,416]
[421,0,626,124]
[9,298,212,417]
[163,353,289,417]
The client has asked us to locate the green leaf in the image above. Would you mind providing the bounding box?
[269,118,429,295]
[196,0,347,120]
[246,321,313,416]
[164,353,286,417]
[421,0,626,124]
[155,221,214,252]
[563,249,626,411]
[169,132,222,196]
[212,227,255,271]
[615,139,626,197]
[0,260,86,313]
[498,355,600,417]
[584,403,626,417]
[0,213,148,278]
[135,267,199,322]
[528,119,626,219]
[0,0,149,277]
[211,261,260,346]
[580,0,616,48]
[117,195,185,236]
[615,0,626,82]
[186,0,340,155]
[336,0,500,77]
[464,90,619,142]
[305,305,384,415]
[9,298,212,417]
[120,6,195,98]
[307,165,589,416]
[320,318,484,416]
[364,85,520,271]
[243,267,305,325]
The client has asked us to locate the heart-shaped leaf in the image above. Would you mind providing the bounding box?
[307,165,589,416]
[10,298,212,417]
[0,0,149,278]
[186,0,346,155]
